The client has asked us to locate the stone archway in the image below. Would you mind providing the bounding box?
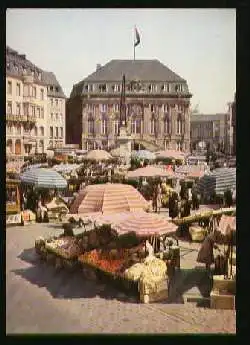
[15,139,21,155]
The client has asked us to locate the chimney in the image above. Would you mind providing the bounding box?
[96,64,101,71]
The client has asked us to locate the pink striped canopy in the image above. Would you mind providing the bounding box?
[112,212,177,238]
[70,183,149,214]
[218,215,236,235]
[127,166,173,178]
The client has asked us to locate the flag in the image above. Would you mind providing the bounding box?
[134,27,140,47]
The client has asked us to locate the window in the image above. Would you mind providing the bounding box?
[23,85,29,97]
[60,113,63,122]
[50,98,53,107]
[113,104,119,112]
[148,84,156,92]
[50,86,53,92]
[40,127,44,136]
[112,84,121,92]
[16,126,21,135]
[16,83,21,96]
[85,84,93,92]
[32,86,36,98]
[38,72,42,81]
[162,84,169,92]
[50,127,53,138]
[175,84,183,92]
[7,126,12,134]
[88,115,94,134]
[56,113,59,121]
[16,103,21,115]
[41,108,44,119]
[32,106,36,116]
[55,87,59,92]
[150,104,156,113]
[113,120,119,135]
[164,114,170,134]
[59,99,62,109]
[99,84,107,92]
[162,104,169,112]
[60,127,63,138]
[7,102,12,114]
[55,99,58,106]
[50,113,54,121]
[176,141,181,151]
[34,127,38,136]
[55,127,59,138]
[7,81,12,95]
[101,116,108,134]
[131,118,141,134]
[40,89,44,100]
[150,117,156,134]
[176,115,182,134]
[100,104,107,112]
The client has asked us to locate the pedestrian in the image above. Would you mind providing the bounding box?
[156,183,162,213]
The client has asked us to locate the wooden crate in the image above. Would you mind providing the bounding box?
[210,290,235,310]
[213,275,236,294]
[140,279,169,304]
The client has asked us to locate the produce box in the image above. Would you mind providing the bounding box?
[210,289,235,310]
[212,275,236,295]
[140,279,169,304]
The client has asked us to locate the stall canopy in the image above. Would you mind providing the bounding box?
[155,150,187,160]
[69,183,149,214]
[112,212,177,238]
[20,168,67,189]
[131,150,156,160]
[85,149,112,161]
[197,168,236,196]
[127,166,174,179]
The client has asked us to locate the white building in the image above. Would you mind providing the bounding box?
[42,72,66,149]
[6,46,66,157]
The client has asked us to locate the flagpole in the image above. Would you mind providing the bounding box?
[133,26,135,60]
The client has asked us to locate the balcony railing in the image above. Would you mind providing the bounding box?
[6,114,36,122]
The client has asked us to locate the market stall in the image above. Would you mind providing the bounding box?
[35,211,179,303]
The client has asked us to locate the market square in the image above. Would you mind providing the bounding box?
[6,9,236,334]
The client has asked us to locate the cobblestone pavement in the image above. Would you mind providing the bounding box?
[6,223,236,334]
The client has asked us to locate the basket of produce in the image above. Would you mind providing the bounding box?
[189,226,207,242]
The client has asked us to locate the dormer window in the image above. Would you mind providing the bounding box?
[162,84,169,92]
[175,84,183,92]
[50,86,53,92]
[38,72,42,80]
[55,87,59,92]
[85,84,93,92]
[148,84,156,93]
[99,84,107,92]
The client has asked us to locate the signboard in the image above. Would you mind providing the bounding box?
[6,213,22,225]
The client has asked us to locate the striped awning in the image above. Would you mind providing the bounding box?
[197,168,236,196]
[155,150,187,160]
[127,166,173,178]
[112,212,177,238]
[69,183,149,214]
[20,168,67,189]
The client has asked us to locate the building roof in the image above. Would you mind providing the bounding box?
[42,71,66,98]
[6,46,65,98]
[191,114,228,122]
[83,59,186,83]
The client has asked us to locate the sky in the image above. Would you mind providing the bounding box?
[6,9,236,113]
